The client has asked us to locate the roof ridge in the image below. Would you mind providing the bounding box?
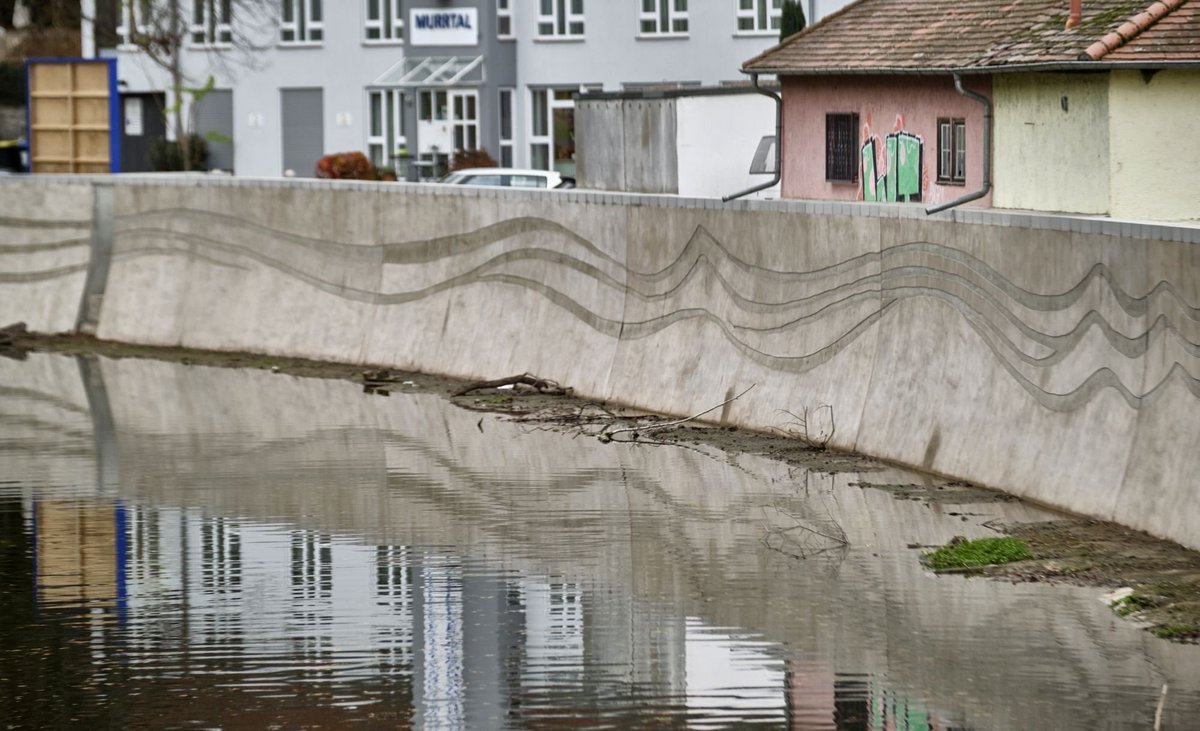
[1080,0,1189,60]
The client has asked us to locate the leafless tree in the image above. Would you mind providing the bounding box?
[776,404,836,449]
[114,0,275,169]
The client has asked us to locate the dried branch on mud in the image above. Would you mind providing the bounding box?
[776,404,836,449]
[598,384,756,444]
[361,369,416,395]
[452,373,572,398]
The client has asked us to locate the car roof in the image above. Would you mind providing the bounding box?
[449,168,559,178]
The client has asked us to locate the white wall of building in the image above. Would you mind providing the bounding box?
[511,0,783,170]
[84,1,853,181]
[676,93,778,199]
[103,5,409,177]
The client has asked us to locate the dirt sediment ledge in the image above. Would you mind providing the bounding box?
[10,330,1200,643]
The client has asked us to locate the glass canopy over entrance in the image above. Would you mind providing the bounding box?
[372,56,485,88]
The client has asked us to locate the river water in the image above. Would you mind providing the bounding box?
[2,352,1198,730]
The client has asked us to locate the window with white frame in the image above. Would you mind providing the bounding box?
[529,87,577,177]
[191,0,233,46]
[367,89,406,169]
[281,0,323,44]
[736,0,781,34]
[365,0,404,42]
[497,0,514,38]
[451,90,479,156]
[116,0,151,46]
[640,0,688,35]
[498,88,514,166]
[537,0,584,38]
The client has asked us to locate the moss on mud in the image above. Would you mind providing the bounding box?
[925,537,1032,571]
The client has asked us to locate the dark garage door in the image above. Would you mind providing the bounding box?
[281,88,324,177]
[194,89,234,172]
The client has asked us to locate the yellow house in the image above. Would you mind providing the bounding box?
[994,2,1200,221]
[744,0,1200,222]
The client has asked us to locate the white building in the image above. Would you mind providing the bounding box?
[79,1,846,179]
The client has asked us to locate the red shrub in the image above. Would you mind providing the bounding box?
[448,149,498,173]
[315,151,378,180]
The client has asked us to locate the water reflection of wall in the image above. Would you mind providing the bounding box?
[4,353,1200,729]
[0,354,99,495]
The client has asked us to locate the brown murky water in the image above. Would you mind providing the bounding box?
[2,353,1198,730]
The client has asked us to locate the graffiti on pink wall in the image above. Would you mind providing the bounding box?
[860,115,927,204]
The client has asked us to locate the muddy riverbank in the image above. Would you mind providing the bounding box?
[10,329,1200,643]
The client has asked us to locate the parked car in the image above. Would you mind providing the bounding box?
[438,167,576,189]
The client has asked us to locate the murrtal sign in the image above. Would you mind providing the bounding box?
[410,7,479,46]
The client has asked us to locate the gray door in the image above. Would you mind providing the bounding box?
[194,89,234,172]
[281,88,324,177]
[119,93,166,172]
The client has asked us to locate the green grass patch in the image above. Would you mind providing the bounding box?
[925,536,1032,570]
[476,395,513,405]
[1111,592,1159,617]
[1153,624,1199,640]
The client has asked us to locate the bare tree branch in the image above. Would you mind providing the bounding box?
[599,384,755,443]
[116,0,278,169]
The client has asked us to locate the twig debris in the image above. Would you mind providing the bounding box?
[452,373,572,398]
[598,384,755,444]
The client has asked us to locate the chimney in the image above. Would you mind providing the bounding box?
[1066,0,1082,28]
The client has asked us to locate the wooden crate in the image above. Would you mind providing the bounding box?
[27,59,117,174]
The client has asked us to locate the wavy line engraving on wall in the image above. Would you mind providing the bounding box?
[111,207,1200,412]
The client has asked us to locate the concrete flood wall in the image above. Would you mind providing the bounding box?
[1,175,1199,550]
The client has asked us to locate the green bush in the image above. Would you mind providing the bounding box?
[149,134,209,172]
[925,536,1032,570]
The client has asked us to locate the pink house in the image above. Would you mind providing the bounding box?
[741,0,1200,217]
[772,74,991,209]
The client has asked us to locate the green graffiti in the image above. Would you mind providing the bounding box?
[861,131,923,203]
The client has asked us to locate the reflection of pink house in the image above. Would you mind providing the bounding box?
[742,0,1200,220]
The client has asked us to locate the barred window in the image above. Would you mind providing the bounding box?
[826,112,859,183]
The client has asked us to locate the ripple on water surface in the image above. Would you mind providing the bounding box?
[0,353,1197,729]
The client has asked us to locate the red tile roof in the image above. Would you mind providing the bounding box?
[743,0,1199,74]
[1100,0,1200,58]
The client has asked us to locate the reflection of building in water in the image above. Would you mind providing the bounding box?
[417,556,465,728]
[27,502,968,728]
[522,579,585,689]
[788,664,967,731]
[35,500,124,609]
[374,545,415,671]
[685,618,787,725]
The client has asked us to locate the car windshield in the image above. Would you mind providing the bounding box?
[510,175,547,188]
